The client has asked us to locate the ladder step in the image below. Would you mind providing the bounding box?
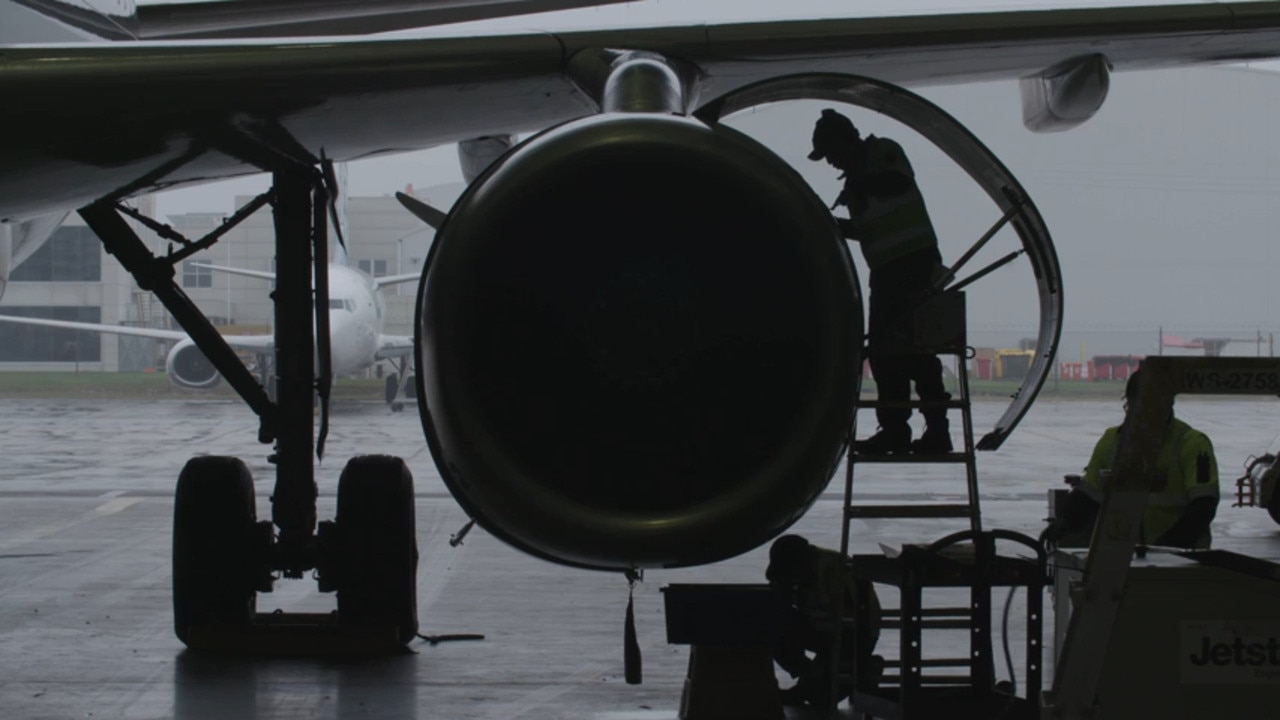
[845,504,974,519]
[882,619,975,630]
[883,658,974,668]
[890,607,974,619]
[880,674,976,687]
[844,608,973,629]
[854,399,968,410]
[862,346,968,357]
[851,452,972,463]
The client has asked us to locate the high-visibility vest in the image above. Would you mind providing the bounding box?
[846,136,939,271]
[1079,418,1219,548]
[796,547,877,635]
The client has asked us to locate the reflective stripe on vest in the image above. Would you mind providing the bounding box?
[856,138,937,270]
[1085,420,1198,508]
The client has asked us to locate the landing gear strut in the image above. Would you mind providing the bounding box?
[80,167,418,652]
[384,356,415,411]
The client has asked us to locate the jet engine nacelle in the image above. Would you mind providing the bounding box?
[166,338,222,390]
[416,113,863,570]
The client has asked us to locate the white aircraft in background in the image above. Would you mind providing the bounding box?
[0,261,421,408]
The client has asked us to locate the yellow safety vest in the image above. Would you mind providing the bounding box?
[850,137,939,270]
[798,547,873,634]
[1079,418,1219,548]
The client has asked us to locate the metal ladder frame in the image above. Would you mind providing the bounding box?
[829,289,985,712]
[840,321,982,543]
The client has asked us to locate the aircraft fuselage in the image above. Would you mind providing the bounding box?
[323,264,386,379]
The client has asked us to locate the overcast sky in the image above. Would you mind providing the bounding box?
[148,1,1280,354]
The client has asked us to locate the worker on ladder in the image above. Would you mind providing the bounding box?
[1043,369,1221,549]
[808,108,952,454]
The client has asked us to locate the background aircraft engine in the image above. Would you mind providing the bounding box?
[166,338,222,390]
[416,113,863,570]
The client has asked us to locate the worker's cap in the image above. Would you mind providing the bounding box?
[808,109,860,161]
[766,534,810,583]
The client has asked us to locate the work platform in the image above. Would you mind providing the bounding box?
[2,396,1279,718]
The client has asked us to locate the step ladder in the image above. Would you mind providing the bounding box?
[839,291,982,546]
[825,290,1001,716]
[843,531,1046,720]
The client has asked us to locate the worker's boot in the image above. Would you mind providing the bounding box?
[911,419,952,454]
[854,425,912,455]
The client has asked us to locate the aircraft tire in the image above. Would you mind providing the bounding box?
[403,375,416,400]
[172,456,258,646]
[335,455,419,644]
[385,374,399,405]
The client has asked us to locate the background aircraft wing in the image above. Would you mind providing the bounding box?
[375,335,415,360]
[373,274,422,290]
[0,314,275,351]
[8,2,1280,220]
[190,263,276,283]
[194,262,422,290]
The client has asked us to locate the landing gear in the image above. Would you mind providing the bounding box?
[385,374,399,407]
[172,456,261,646]
[332,455,419,643]
[384,357,415,411]
[258,353,277,402]
[79,167,419,653]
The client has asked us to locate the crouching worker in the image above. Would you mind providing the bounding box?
[1042,369,1220,550]
[766,534,882,707]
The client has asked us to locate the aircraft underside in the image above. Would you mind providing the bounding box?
[88,57,1061,649]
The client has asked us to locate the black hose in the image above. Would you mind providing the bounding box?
[1000,585,1017,696]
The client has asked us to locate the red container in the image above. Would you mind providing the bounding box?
[976,357,993,380]
[1093,357,1112,381]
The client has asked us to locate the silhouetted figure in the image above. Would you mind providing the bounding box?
[767,534,881,707]
[1042,369,1220,549]
[809,108,951,454]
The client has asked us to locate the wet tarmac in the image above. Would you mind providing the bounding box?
[0,396,1278,719]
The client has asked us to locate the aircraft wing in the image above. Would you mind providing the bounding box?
[0,313,275,351]
[135,0,633,40]
[375,335,415,360]
[12,0,631,40]
[190,263,276,283]
[373,274,422,290]
[8,2,1280,221]
[194,262,422,289]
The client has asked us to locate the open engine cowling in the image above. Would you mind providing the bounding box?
[415,113,862,570]
[166,338,222,390]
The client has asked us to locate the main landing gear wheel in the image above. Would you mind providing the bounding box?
[172,456,259,647]
[696,73,1064,450]
[385,374,405,411]
[335,455,419,644]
